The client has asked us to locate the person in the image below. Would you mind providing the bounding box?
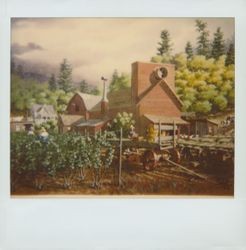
[38,127,49,142]
[129,124,138,139]
[27,126,34,135]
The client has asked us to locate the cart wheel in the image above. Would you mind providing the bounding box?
[142,150,157,171]
[169,148,181,164]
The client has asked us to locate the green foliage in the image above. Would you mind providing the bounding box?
[11,132,115,189]
[157,30,172,56]
[195,19,210,58]
[185,41,193,59]
[57,58,73,93]
[225,42,235,66]
[151,54,173,64]
[79,79,90,93]
[109,70,130,92]
[211,27,225,60]
[34,120,58,134]
[11,73,73,114]
[48,74,57,91]
[173,53,187,69]
[79,80,100,96]
[174,53,234,114]
[193,100,212,114]
[111,112,135,137]
[213,95,228,111]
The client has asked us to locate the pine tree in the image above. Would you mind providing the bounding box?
[195,19,210,58]
[185,41,193,59]
[57,58,73,92]
[157,30,172,56]
[89,86,100,96]
[225,42,235,66]
[79,80,90,93]
[109,70,119,92]
[211,27,225,60]
[48,74,57,91]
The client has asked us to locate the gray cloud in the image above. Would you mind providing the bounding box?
[11,42,44,56]
[11,18,234,86]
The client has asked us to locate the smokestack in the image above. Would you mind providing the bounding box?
[101,76,108,102]
[101,76,108,116]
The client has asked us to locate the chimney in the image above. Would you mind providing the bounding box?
[101,77,108,116]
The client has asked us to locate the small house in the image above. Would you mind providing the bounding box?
[30,104,57,125]
[10,116,33,132]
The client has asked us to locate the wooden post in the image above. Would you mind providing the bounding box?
[119,128,123,187]
[173,120,176,149]
[188,124,190,140]
[195,121,197,137]
[158,120,161,146]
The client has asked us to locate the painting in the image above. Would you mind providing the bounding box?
[10,18,235,196]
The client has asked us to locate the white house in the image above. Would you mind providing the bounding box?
[30,104,57,125]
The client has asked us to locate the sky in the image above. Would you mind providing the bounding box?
[11,18,234,88]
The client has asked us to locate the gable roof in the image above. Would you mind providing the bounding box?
[144,114,188,125]
[108,88,132,109]
[137,79,183,109]
[31,104,56,116]
[76,92,102,111]
[59,114,84,126]
[76,119,106,127]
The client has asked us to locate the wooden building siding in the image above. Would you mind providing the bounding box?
[67,93,88,116]
[130,61,181,135]
[131,61,175,103]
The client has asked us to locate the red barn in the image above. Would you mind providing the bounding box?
[58,61,188,136]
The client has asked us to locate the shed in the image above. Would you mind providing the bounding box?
[10,116,34,132]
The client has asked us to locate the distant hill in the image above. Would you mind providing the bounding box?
[11,56,58,83]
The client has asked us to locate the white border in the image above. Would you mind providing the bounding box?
[1,0,246,249]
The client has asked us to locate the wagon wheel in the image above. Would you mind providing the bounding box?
[169,148,181,164]
[142,150,157,171]
[182,147,192,161]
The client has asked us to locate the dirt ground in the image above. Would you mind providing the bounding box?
[11,159,234,197]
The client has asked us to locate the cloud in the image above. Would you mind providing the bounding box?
[11,18,234,85]
[11,42,44,56]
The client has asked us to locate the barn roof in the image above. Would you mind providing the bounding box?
[107,89,132,109]
[59,114,84,126]
[76,92,102,111]
[137,79,183,108]
[76,119,106,127]
[144,114,188,125]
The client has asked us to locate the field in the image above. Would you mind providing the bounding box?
[11,158,234,196]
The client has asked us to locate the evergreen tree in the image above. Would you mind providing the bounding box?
[109,70,119,92]
[157,30,172,56]
[225,42,235,66]
[109,70,130,92]
[57,58,73,92]
[185,41,193,59]
[79,80,90,93]
[211,27,225,60]
[48,74,57,91]
[89,86,100,96]
[195,19,210,58]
